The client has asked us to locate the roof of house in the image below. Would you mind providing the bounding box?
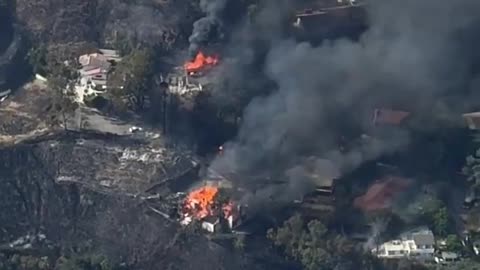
[99,49,119,56]
[353,176,411,212]
[439,252,458,259]
[80,67,107,77]
[463,112,480,117]
[373,108,411,126]
[91,79,107,86]
[99,49,122,62]
[79,53,111,70]
[400,227,435,245]
[463,112,480,130]
[413,233,434,246]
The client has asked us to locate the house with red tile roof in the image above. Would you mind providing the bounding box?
[372,108,411,126]
[354,176,411,212]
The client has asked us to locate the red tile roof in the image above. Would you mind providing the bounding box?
[354,176,411,212]
[373,108,410,125]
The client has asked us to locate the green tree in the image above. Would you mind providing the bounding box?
[419,197,451,237]
[55,254,114,270]
[234,234,246,252]
[267,214,305,258]
[109,48,154,111]
[268,214,387,270]
[112,33,135,57]
[46,59,79,130]
[464,149,480,185]
[445,234,463,253]
[435,259,480,270]
[267,214,357,270]
[432,207,449,237]
[27,44,48,75]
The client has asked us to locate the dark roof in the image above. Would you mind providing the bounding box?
[413,232,434,246]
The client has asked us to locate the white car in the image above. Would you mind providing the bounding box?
[129,126,143,133]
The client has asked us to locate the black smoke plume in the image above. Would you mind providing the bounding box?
[209,0,480,207]
[188,0,228,56]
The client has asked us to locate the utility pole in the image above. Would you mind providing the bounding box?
[160,79,169,135]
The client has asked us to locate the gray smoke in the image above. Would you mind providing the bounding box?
[239,157,341,211]
[210,0,480,204]
[364,216,389,251]
[104,2,180,47]
[188,0,228,56]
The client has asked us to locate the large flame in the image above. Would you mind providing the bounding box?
[181,185,241,230]
[184,51,219,73]
[183,186,219,219]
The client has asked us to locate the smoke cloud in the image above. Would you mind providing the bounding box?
[188,0,228,56]
[209,0,480,205]
[103,2,181,47]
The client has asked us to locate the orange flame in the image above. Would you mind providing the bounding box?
[183,186,219,219]
[184,51,219,73]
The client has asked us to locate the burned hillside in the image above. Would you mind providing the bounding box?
[14,0,201,48]
[0,129,198,233]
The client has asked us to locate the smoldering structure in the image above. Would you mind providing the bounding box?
[208,0,480,210]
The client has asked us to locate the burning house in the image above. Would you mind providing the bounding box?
[184,51,219,77]
[179,185,244,233]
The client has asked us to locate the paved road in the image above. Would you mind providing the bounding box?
[70,107,132,135]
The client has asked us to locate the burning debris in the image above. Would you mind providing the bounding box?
[184,51,219,76]
[163,74,203,95]
[179,185,243,233]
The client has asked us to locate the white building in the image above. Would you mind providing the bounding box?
[372,228,435,259]
[75,49,122,104]
[201,217,220,233]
